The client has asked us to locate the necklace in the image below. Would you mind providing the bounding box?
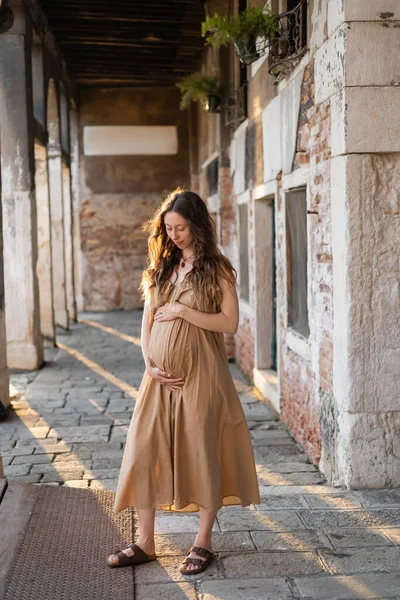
[180,253,195,268]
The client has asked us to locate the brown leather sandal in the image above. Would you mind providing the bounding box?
[179,546,214,575]
[107,543,156,568]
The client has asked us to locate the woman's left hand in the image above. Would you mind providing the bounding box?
[154,302,183,322]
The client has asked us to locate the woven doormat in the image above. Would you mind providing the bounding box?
[4,486,135,600]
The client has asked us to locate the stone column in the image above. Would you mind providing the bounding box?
[0,1,43,369]
[70,108,83,313]
[35,141,55,345]
[62,162,76,322]
[48,142,69,330]
[0,176,10,412]
[319,1,400,487]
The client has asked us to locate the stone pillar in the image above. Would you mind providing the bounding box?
[0,175,10,412]
[35,141,55,346]
[0,2,43,369]
[48,141,69,330]
[62,163,76,322]
[318,1,400,487]
[70,108,83,313]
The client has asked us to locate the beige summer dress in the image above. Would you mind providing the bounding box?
[113,273,260,513]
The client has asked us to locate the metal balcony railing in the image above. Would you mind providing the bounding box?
[268,0,307,82]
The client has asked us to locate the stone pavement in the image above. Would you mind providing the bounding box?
[2,311,400,599]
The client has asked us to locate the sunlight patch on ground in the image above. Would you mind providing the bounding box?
[57,341,138,399]
[79,317,141,347]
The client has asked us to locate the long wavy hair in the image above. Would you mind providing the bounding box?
[140,188,236,307]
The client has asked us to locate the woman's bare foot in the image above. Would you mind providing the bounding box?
[107,536,156,566]
[180,536,213,572]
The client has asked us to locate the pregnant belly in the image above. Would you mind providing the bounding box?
[148,319,195,378]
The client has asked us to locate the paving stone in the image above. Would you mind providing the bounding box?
[242,403,278,421]
[28,399,65,409]
[253,437,297,447]
[218,509,305,531]
[251,429,291,440]
[71,442,122,452]
[258,471,325,486]
[380,528,400,545]
[255,450,309,465]
[155,514,220,534]
[304,493,362,510]
[7,473,41,483]
[293,572,400,599]
[40,471,84,483]
[154,532,255,556]
[354,489,400,508]
[91,449,124,460]
[83,468,120,479]
[106,411,134,420]
[325,528,393,548]
[92,458,123,469]
[1,456,14,466]
[35,416,81,427]
[33,443,72,454]
[10,426,51,440]
[255,495,309,510]
[299,509,400,529]
[109,426,129,441]
[199,578,292,600]
[31,461,88,474]
[136,583,198,600]
[80,415,114,425]
[62,480,89,488]
[12,453,55,465]
[107,405,132,414]
[260,462,318,474]
[238,391,264,404]
[134,555,222,584]
[1,446,34,457]
[251,529,332,551]
[320,547,400,574]
[49,425,111,443]
[53,452,92,462]
[89,479,118,490]
[259,485,343,497]
[4,464,31,477]
[220,550,324,578]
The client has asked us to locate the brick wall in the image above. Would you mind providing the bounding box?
[236,316,255,379]
[79,87,189,310]
[279,60,333,465]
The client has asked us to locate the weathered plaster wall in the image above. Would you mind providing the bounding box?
[315,0,400,486]
[79,87,190,310]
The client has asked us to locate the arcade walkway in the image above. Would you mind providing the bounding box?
[1,311,400,599]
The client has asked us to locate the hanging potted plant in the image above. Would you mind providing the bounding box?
[201,6,278,65]
[177,73,224,113]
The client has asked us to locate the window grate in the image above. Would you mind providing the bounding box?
[268,0,307,83]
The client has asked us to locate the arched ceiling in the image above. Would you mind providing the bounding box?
[38,0,206,87]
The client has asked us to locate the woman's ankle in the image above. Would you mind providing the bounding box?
[194,536,212,551]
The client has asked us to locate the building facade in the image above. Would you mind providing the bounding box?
[190,0,400,488]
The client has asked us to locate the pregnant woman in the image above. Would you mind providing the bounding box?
[107,189,260,574]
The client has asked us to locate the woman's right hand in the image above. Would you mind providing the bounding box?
[146,362,185,391]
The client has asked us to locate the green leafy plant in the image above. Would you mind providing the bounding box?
[201,6,277,48]
[177,73,223,111]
